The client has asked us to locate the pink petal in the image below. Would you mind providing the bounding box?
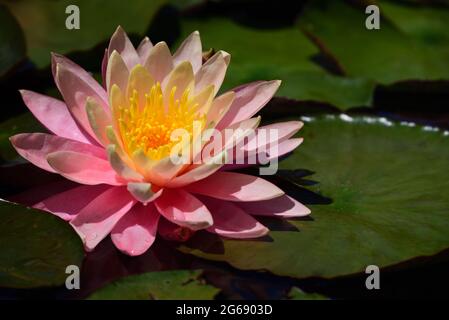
[47,151,123,186]
[53,56,109,143]
[186,172,284,202]
[268,138,303,159]
[200,117,261,164]
[144,41,174,83]
[158,218,195,242]
[126,65,155,108]
[192,85,215,115]
[220,137,304,171]
[200,196,269,239]
[101,48,108,89]
[19,90,94,145]
[237,195,310,218]
[106,50,129,93]
[167,151,226,188]
[108,26,140,69]
[166,163,222,188]
[154,189,213,231]
[127,182,163,203]
[51,53,108,108]
[107,145,143,181]
[132,150,186,186]
[34,184,110,221]
[244,121,303,152]
[173,31,202,73]
[51,53,103,95]
[162,61,194,103]
[230,121,302,165]
[223,116,261,148]
[10,133,106,173]
[86,97,112,146]
[109,84,126,132]
[70,186,135,251]
[136,37,153,63]
[195,51,229,95]
[217,80,281,130]
[221,51,231,66]
[111,202,160,256]
[206,91,235,126]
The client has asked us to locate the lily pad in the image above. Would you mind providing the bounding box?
[0,4,26,77]
[180,116,449,279]
[169,0,204,10]
[179,17,375,109]
[380,0,449,49]
[288,287,328,300]
[88,270,219,300]
[0,200,84,288]
[5,0,166,68]
[298,1,449,84]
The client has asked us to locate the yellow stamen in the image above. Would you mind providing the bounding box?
[117,82,205,160]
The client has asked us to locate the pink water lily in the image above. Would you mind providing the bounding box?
[10,27,310,256]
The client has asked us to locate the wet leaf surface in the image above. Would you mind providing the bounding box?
[0,200,84,288]
[5,0,166,68]
[1,0,449,300]
[179,17,375,109]
[179,116,449,279]
[298,1,449,84]
[88,269,219,300]
[0,4,26,77]
[288,287,328,300]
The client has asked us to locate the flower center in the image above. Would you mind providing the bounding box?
[117,82,205,160]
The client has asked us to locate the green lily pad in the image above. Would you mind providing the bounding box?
[180,116,449,279]
[0,4,26,77]
[179,17,375,109]
[168,0,204,10]
[88,270,219,300]
[0,112,46,163]
[298,1,449,84]
[5,0,166,68]
[0,200,84,288]
[380,0,449,48]
[288,287,328,300]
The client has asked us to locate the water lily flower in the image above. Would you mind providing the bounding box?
[10,27,310,256]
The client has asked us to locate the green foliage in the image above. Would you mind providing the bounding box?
[180,117,449,279]
[299,1,449,84]
[0,0,449,299]
[4,0,166,68]
[0,4,26,76]
[88,270,219,300]
[380,0,449,48]
[180,17,375,109]
[0,200,84,288]
[288,287,328,300]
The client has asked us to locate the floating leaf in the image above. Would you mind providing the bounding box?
[288,287,328,300]
[298,1,449,84]
[88,270,219,300]
[179,17,375,109]
[168,0,205,10]
[5,0,166,68]
[379,0,449,48]
[180,116,449,279]
[0,4,26,77]
[0,200,84,288]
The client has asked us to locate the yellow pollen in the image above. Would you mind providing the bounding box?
[117,82,205,160]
